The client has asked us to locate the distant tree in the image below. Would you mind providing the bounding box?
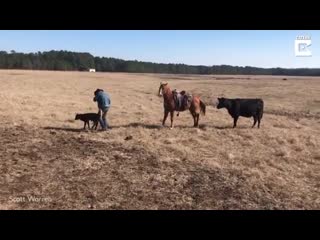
[0,49,320,76]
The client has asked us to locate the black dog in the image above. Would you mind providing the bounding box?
[75,112,100,130]
[217,97,264,128]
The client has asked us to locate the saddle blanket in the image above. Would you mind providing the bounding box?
[173,90,192,111]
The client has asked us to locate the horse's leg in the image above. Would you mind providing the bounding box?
[162,110,169,126]
[196,114,200,127]
[170,111,174,129]
[192,112,197,127]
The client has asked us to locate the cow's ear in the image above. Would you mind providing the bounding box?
[217,98,221,101]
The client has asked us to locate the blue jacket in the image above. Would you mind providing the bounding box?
[94,91,111,110]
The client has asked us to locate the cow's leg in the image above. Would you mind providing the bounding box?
[170,111,174,129]
[252,116,257,128]
[87,121,90,129]
[83,121,87,130]
[233,116,239,128]
[162,110,169,126]
[258,116,261,128]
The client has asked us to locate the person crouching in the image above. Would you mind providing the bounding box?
[93,88,111,131]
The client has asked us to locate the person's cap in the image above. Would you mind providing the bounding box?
[94,89,104,95]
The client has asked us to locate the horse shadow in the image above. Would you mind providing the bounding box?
[112,123,225,130]
[113,122,162,129]
[214,125,255,129]
[214,126,233,129]
[113,122,214,130]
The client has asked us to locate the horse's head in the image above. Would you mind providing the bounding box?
[158,82,168,97]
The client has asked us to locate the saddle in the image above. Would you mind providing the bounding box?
[173,90,192,112]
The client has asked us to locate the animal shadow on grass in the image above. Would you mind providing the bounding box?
[173,124,208,129]
[214,125,257,129]
[43,127,84,133]
[43,124,253,132]
[114,123,212,130]
[116,122,219,130]
[114,122,163,129]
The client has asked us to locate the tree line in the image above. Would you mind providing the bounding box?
[0,50,320,76]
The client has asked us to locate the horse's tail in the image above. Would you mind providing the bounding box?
[200,100,206,116]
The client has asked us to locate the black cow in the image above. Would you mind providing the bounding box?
[217,98,264,128]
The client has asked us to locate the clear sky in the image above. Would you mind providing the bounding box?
[0,30,319,68]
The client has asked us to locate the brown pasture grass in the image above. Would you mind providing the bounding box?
[0,70,319,209]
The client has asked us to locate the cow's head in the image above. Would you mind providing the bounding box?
[217,97,226,109]
[75,114,80,120]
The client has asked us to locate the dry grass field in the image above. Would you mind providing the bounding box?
[0,70,319,209]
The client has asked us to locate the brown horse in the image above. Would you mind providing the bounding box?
[158,82,206,128]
